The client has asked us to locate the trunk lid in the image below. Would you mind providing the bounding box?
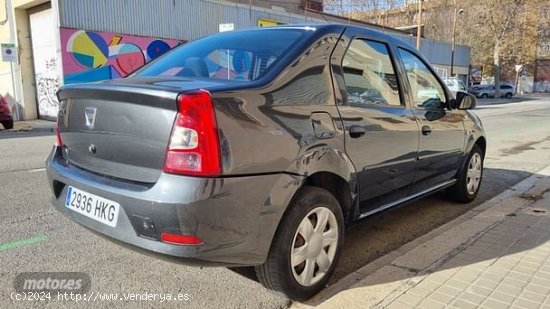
[57,78,228,183]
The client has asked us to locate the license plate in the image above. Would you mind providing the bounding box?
[65,186,120,227]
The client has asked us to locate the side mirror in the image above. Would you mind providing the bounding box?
[454,91,477,110]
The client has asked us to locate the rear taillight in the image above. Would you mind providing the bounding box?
[55,123,63,147]
[163,90,221,176]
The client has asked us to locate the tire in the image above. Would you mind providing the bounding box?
[447,144,484,203]
[481,93,488,99]
[505,92,513,99]
[1,119,13,130]
[255,186,344,301]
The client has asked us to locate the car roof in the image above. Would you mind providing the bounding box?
[248,23,402,45]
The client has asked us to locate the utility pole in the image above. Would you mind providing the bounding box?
[416,0,422,50]
[451,0,464,77]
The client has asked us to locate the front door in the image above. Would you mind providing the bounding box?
[336,38,419,213]
[397,48,465,191]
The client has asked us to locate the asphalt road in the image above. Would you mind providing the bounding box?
[1,96,549,308]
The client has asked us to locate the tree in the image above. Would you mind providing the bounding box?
[332,0,550,92]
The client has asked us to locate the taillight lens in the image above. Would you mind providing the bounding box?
[55,123,63,147]
[163,90,221,176]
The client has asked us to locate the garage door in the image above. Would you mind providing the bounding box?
[29,4,59,120]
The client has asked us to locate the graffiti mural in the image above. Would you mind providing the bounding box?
[60,28,184,84]
[37,58,60,117]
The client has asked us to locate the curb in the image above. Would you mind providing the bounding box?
[293,165,550,308]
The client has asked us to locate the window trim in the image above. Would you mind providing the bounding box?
[340,36,406,109]
[396,46,450,110]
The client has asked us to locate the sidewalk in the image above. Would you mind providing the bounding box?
[11,119,55,132]
[295,166,550,309]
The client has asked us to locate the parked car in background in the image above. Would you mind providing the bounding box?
[472,84,514,99]
[0,95,13,130]
[468,84,487,93]
[46,24,486,300]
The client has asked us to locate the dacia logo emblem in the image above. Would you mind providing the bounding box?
[84,107,97,130]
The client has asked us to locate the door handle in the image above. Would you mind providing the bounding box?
[349,125,366,138]
[421,125,432,136]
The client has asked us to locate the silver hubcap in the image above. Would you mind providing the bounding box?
[291,207,339,287]
[466,152,482,195]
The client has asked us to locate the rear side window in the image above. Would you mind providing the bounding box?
[398,48,446,109]
[342,39,402,107]
[135,29,307,81]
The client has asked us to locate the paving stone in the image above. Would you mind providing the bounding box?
[495,282,523,297]
[386,300,415,309]
[482,298,510,309]
[450,299,478,309]
[524,283,550,296]
[452,272,478,284]
[476,278,500,290]
[407,286,433,298]
[437,285,463,298]
[529,277,550,288]
[513,297,542,309]
[489,291,516,304]
[499,277,528,289]
[519,291,547,304]
[507,271,533,283]
[457,292,486,305]
[417,298,446,309]
[468,285,493,297]
[396,292,423,306]
[445,279,470,290]
[429,292,455,304]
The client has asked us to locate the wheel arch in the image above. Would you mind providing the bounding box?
[303,172,355,223]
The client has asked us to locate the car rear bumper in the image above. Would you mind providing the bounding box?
[46,146,302,266]
[0,113,12,122]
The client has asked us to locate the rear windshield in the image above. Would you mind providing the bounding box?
[135,29,308,82]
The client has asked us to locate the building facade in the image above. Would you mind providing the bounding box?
[0,0,470,121]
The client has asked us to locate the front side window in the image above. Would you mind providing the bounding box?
[398,48,447,109]
[342,39,401,107]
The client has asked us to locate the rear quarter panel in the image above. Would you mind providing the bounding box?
[212,30,355,183]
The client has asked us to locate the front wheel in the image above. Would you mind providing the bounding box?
[255,186,344,301]
[447,144,484,203]
[481,93,488,99]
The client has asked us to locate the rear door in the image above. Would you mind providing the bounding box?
[396,47,465,192]
[334,32,419,213]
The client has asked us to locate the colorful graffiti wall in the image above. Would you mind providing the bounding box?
[60,28,184,84]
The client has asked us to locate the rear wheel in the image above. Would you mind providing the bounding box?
[481,93,488,99]
[255,186,344,301]
[447,144,484,203]
[505,92,513,99]
[1,119,13,130]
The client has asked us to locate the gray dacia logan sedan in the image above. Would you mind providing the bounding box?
[47,24,485,300]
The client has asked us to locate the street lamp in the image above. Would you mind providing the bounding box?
[450,3,464,77]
